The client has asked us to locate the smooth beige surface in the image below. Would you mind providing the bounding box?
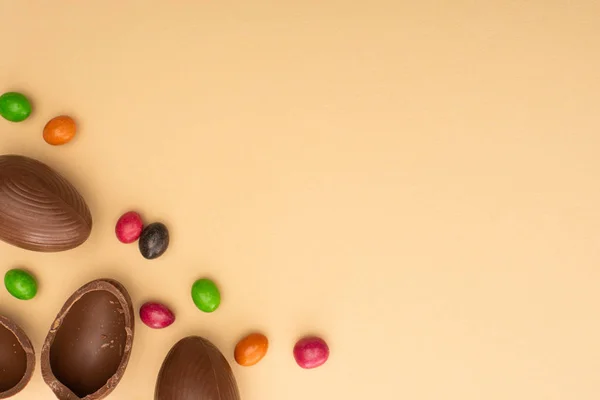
[1,1,600,399]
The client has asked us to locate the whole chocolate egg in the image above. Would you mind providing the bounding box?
[41,279,134,400]
[155,336,240,400]
[0,315,35,399]
[0,155,92,252]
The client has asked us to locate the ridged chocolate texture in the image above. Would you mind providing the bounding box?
[0,315,35,399]
[0,155,92,252]
[41,279,135,400]
[155,336,241,400]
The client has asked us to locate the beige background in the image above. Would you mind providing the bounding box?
[1,1,600,399]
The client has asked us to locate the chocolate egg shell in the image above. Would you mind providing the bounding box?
[41,279,135,400]
[0,315,35,399]
[0,155,92,252]
[155,336,240,400]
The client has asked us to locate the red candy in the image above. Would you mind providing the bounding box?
[293,336,329,369]
[139,302,175,329]
[115,211,143,243]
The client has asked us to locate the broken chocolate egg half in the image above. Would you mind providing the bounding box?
[41,279,135,400]
[0,315,35,399]
[155,336,240,400]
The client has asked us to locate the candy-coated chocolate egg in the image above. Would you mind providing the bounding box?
[139,223,169,259]
[234,333,268,366]
[43,115,76,145]
[139,302,175,329]
[4,269,37,300]
[115,212,143,244]
[293,336,329,369]
[191,279,220,313]
[0,92,31,122]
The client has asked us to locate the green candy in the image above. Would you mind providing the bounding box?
[0,92,32,122]
[191,278,221,313]
[4,269,37,300]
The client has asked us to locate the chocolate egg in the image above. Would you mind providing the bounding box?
[155,336,240,400]
[0,155,92,252]
[41,279,134,400]
[0,315,35,399]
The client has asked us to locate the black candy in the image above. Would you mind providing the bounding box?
[139,222,169,259]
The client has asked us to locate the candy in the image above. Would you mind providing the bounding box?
[0,92,32,122]
[139,222,169,259]
[155,337,240,400]
[0,315,35,398]
[139,302,175,329]
[4,269,37,300]
[115,212,143,244]
[191,279,221,313]
[234,333,269,366]
[41,279,134,400]
[43,115,77,145]
[0,155,92,252]
[293,336,329,369]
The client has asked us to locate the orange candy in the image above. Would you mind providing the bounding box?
[43,115,76,145]
[234,333,269,366]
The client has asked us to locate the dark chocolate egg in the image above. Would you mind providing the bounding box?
[0,316,35,399]
[0,155,92,252]
[41,279,135,400]
[155,336,240,400]
[139,222,169,259]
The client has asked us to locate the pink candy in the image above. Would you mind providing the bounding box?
[293,336,329,369]
[115,211,143,243]
[139,302,175,329]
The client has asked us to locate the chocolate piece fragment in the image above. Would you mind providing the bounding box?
[155,336,240,400]
[0,154,92,252]
[0,315,35,399]
[41,279,134,400]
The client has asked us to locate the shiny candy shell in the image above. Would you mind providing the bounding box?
[293,336,329,369]
[139,302,175,329]
[139,222,169,259]
[191,279,221,313]
[4,269,37,300]
[234,333,268,366]
[0,92,32,122]
[115,212,144,244]
[43,115,77,145]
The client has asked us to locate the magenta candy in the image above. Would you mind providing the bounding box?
[293,336,329,369]
[115,211,143,243]
[140,302,175,329]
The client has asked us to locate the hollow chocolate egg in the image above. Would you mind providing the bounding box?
[41,279,134,400]
[155,336,240,400]
[0,315,35,399]
[0,155,92,252]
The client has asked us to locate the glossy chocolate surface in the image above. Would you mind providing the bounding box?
[41,279,134,400]
[0,315,35,399]
[0,155,92,252]
[155,336,240,400]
